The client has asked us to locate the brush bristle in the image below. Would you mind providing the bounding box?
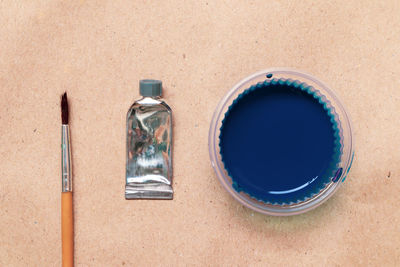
[61,92,69,124]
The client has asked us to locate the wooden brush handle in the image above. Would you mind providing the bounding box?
[62,192,74,267]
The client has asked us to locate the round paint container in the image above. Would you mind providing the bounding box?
[209,69,354,216]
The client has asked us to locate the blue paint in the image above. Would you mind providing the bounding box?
[219,79,341,204]
[332,168,343,183]
[341,152,354,182]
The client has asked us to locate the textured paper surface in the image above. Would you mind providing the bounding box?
[1,1,400,266]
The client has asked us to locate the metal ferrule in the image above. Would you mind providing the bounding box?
[61,125,72,192]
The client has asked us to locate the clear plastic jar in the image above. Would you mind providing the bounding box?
[208,68,354,216]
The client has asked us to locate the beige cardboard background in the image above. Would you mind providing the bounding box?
[1,0,400,266]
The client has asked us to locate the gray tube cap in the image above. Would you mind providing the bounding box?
[140,79,162,97]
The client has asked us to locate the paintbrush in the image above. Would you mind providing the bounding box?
[61,92,74,267]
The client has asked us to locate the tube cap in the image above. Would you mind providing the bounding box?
[140,79,162,97]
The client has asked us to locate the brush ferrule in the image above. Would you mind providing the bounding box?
[62,125,72,192]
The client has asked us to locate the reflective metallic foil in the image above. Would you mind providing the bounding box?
[125,97,173,199]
